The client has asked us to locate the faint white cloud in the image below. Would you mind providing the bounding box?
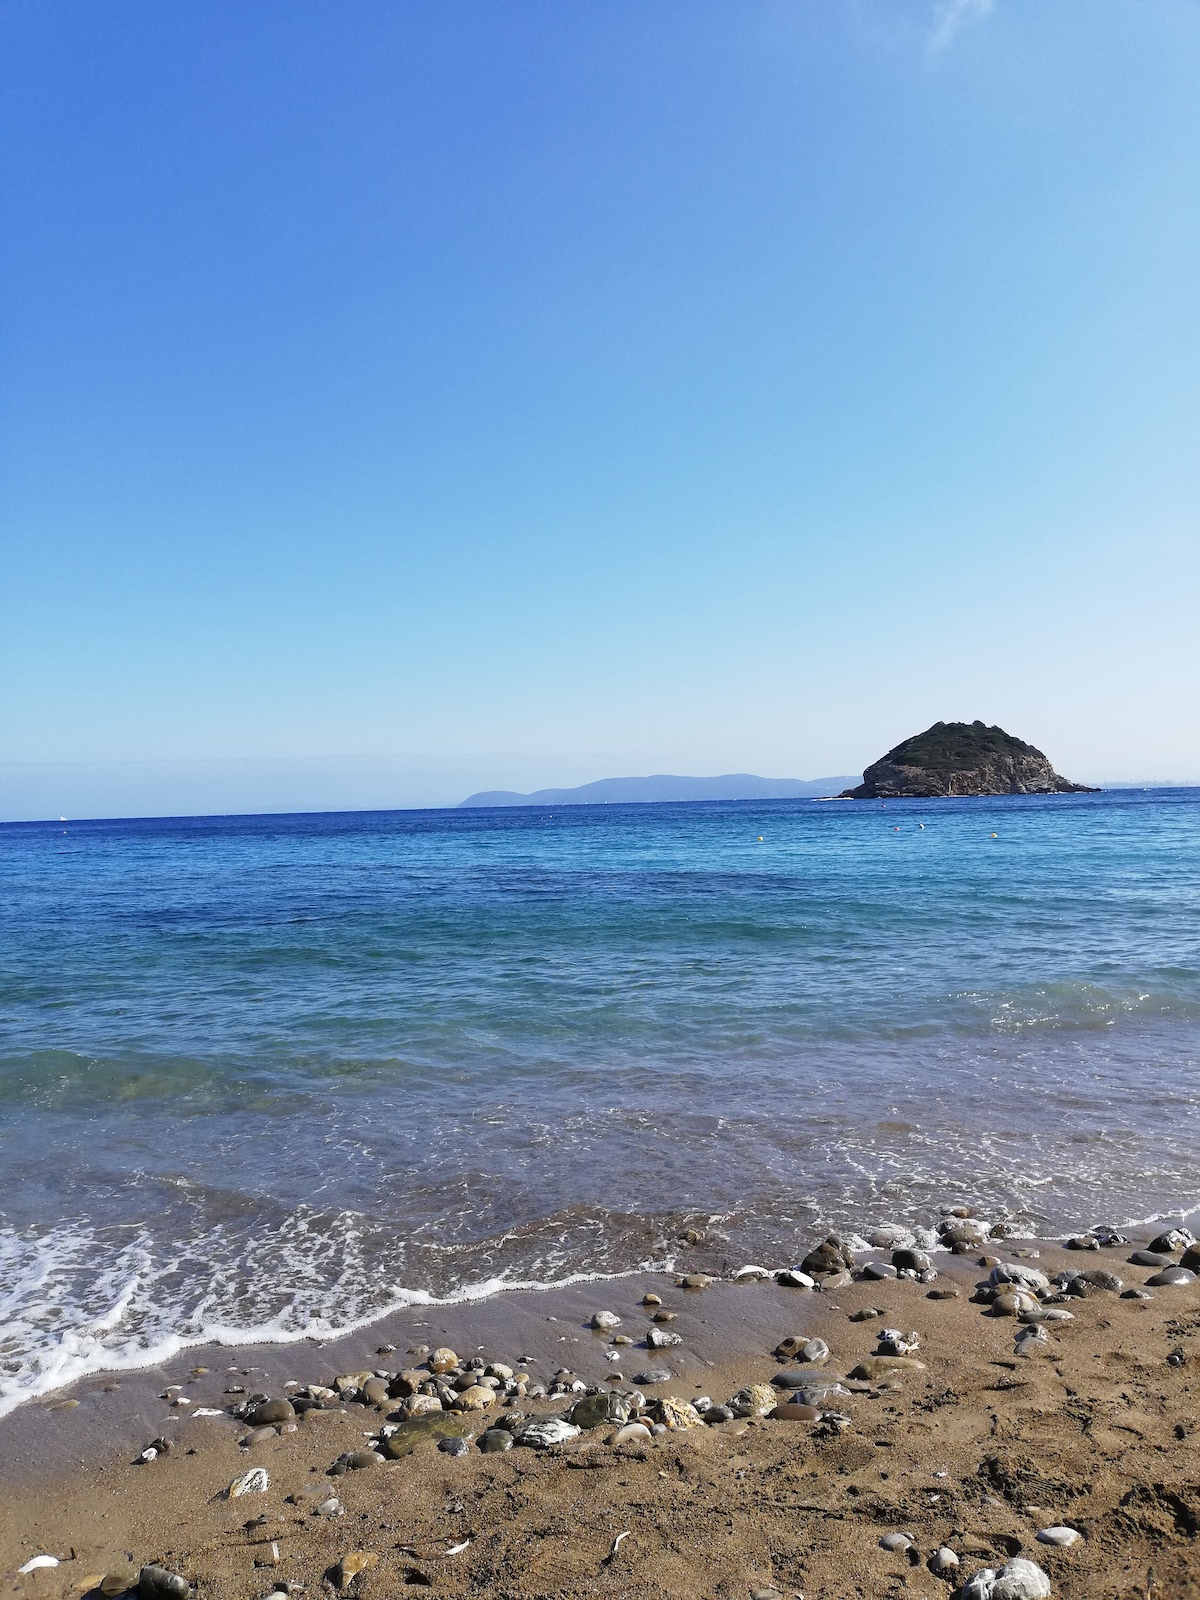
[928,0,994,54]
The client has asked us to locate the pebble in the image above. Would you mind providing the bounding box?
[927,1287,960,1300]
[1182,1244,1200,1272]
[849,1307,885,1321]
[803,1237,855,1275]
[1148,1229,1195,1254]
[1129,1250,1175,1268]
[990,1264,1051,1292]
[343,1450,383,1469]
[241,1427,279,1448]
[678,1274,710,1289]
[480,1433,518,1459]
[247,1400,295,1427]
[517,1417,582,1448]
[847,1356,925,1380]
[959,1557,1051,1600]
[991,1291,1039,1317]
[633,1368,672,1385]
[437,1436,471,1456]
[590,1311,621,1330]
[569,1391,632,1429]
[774,1334,829,1362]
[703,1405,735,1424]
[930,1547,960,1573]
[1036,1526,1082,1547]
[941,1220,987,1245]
[728,1383,779,1417]
[1075,1268,1123,1292]
[642,1293,662,1306]
[429,1347,458,1373]
[879,1532,913,1551]
[868,1227,913,1248]
[137,1568,191,1600]
[862,1261,898,1280]
[769,1402,820,1422]
[646,1327,682,1348]
[657,1396,704,1429]
[1146,1266,1197,1287]
[228,1467,270,1497]
[315,1498,344,1517]
[450,1385,496,1411]
[733,1264,772,1280]
[613,1421,653,1442]
[775,1269,816,1288]
[892,1248,932,1272]
[1066,1235,1100,1250]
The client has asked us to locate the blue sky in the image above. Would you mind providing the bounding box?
[2,0,1198,817]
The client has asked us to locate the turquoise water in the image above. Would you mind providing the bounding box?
[1,790,1198,1412]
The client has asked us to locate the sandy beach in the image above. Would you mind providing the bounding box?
[2,1228,1197,1600]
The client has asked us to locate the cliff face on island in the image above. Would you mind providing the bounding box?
[841,721,1099,799]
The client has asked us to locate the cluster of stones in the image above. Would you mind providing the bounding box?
[965,1225,1199,1358]
[102,1210,1196,1600]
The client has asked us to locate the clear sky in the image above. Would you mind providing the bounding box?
[2,0,1198,819]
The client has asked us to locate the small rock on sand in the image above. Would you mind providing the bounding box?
[247,1400,295,1426]
[769,1402,820,1422]
[477,1429,513,1452]
[1036,1526,1082,1547]
[959,1558,1051,1600]
[516,1417,580,1448]
[847,1356,925,1380]
[138,1568,190,1600]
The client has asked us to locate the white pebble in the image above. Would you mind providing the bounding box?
[228,1466,270,1497]
[1037,1525,1082,1547]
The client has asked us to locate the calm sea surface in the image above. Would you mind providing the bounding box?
[1,791,1198,1414]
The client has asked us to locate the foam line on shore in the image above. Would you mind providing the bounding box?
[3,1195,1197,1421]
[0,1256,677,1420]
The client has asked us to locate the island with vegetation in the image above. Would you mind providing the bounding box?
[841,720,1099,799]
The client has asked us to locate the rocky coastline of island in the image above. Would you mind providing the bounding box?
[842,723,1098,800]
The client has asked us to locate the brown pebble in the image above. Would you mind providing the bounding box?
[769,1403,820,1422]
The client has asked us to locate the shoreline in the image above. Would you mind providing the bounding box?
[2,1226,1198,1598]
[6,1200,1199,1431]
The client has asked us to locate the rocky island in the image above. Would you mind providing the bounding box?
[842,721,1098,799]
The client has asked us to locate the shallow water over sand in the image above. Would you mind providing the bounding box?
[1,789,1198,1412]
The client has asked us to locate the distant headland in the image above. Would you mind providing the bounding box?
[459,773,859,807]
[841,721,1099,799]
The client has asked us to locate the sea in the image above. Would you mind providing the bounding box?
[1,789,1198,1417]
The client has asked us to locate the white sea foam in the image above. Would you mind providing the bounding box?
[0,1214,675,1418]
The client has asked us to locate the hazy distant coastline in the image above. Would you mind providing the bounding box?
[459,773,860,807]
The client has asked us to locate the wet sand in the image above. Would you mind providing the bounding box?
[1,1239,1198,1599]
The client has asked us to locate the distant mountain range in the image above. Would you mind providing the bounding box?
[459,773,861,807]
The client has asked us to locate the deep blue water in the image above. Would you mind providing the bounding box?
[1,790,1198,1413]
